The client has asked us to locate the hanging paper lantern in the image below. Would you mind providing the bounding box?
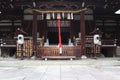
[71,13,74,20]
[57,13,61,19]
[67,13,71,19]
[62,12,65,19]
[52,12,55,19]
[46,13,51,19]
[41,13,44,20]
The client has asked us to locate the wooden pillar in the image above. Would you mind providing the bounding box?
[44,19,47,41]
[70,20,74,41]
[80,11,86,56]
[32,13,37,57]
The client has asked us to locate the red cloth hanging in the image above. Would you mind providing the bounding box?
[58,19,62,48]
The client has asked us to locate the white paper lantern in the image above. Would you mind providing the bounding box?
[17,34,24,45]
[46,13,51,19]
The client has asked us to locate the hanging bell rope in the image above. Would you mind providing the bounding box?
[56,13,62,54]
[32,8,87,13]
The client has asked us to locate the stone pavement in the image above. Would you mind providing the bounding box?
[0,57,120,80]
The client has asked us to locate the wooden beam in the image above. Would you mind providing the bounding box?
[32,8,87,13]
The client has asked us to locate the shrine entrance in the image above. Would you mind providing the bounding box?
[47,28,70,45]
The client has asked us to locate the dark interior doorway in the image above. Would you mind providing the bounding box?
[47,32,70,45]
[48,32,58,45]
[101,47,116,57]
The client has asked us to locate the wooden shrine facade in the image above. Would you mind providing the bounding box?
[29,9,87,59]
[0,0,120,59]
[0,12,119,59]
